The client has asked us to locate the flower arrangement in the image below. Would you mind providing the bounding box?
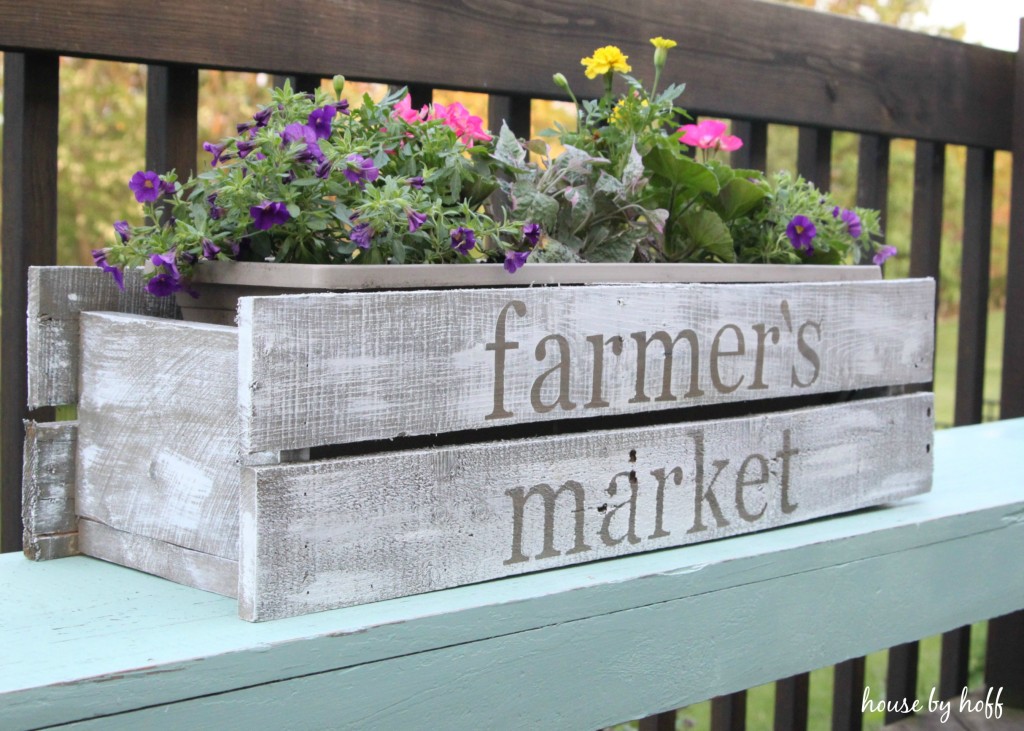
[95,40,895,296]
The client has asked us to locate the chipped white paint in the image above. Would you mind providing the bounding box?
[27,266,178,408]
[239,394,933,621]
[237,279,934,454]
[76,312,240,561]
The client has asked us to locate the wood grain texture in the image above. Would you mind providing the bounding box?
[0,418,1019,729]
[238,279,934,454]
[0,0,1013,148]
[27,266,179,408]
[77,312,239,560]
[22,420,78,561]
[79,519,237,598]
[240,394,932,620]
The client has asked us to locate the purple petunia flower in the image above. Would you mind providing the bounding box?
[351,222,374,250]
[129,170,162,203]
[281,123,325,164]
[237,122,252,135]
[145,273,182,297]
[504,250,530,274]
[237,140,257,159]
[337,99,351,116]
[315,159,333,179]
[344,154,380,188]
[250,201,292,230]
[207,192,226,220]
[91,248,125,290]
[407,176,425,190]
[840,208,862,238]
[150,249,181,280]
[203,141,227,167]
[307,105,337,140]
[114,220,131,243]
[873,245,897,265]
[522,222,542,247]
[450,226,477,256]
[202,239,221,260]
[786,215,817,253]
[407,210,428,233]
[253,106,273,128]
[159,179,177,197]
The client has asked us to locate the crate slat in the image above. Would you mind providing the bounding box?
[22,420,78,560]
[238,279,935,454]
[239,393,932,620]
[27,267,179,409]
[77,312,239,561]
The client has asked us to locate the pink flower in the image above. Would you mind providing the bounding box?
[677,119,743,152]
[393,95,427,124]
[430,102,492,144]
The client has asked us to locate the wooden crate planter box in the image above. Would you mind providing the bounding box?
[23,264,935,621]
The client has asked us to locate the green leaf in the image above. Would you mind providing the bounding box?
[643,143,719,195]
[583,226,642,263]
[511,182,559,230]
[391,238,406,264]
[290,177,321,187]
[622,143,645,192]
[493,122,527,168]
[679,209,735,262]
[714,178,769,222]
[286,203,301,219]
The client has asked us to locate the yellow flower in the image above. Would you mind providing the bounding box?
[610,96,648,125]
[581,46,632,79]
[650,37,677,50]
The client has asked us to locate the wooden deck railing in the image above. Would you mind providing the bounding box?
[2,1,1023,727]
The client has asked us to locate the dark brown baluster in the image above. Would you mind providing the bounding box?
[488,95,531,139]
[774,673,809,731]
[1,52,60,552]
[832,657,865,731]
[797,127,832,191]
[731,120,767,171]
[711,691,746,731]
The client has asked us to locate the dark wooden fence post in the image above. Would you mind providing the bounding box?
[774,672,809,731]
[488,95,531,140]
[1,51,60,553]
[731,120,767,171]
[711,692,745,731]
[146,65,199,180]
[797,126,832,191]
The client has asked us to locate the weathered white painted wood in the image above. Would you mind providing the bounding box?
[22,420,79,560]
[27,266,179,408]
[79,519,237,598]
[239,393,933,621]
[77,312,240,560]
[238,279,934,454]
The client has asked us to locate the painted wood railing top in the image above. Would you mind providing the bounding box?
[2,418,1022,729]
